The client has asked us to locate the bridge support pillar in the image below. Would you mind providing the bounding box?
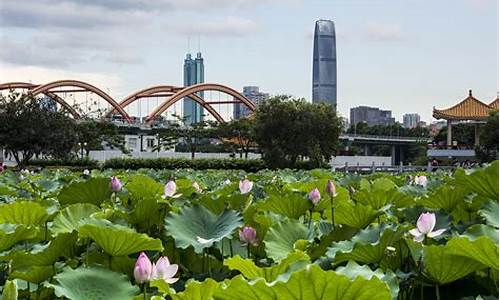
[447,120,452,148]
[363,145,369,156]
[391,145,396,166]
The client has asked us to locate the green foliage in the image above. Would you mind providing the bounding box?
[254,95,342,168]
[51,203,100,235]
[165,205,242,253]
[214,264,392,300]
[264,219,313,261]
[455,161,499,200]
[0,224,38,252]
[78,221,163,256]
[2,280,18,300]
[423,245,486,285]
[0,201,49,226]
[58,177,112,206]
[0,92,78,166]
[476,110,499,162]
[48,267,138,300]
[27,157,99,168]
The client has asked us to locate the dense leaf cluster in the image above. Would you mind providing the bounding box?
[0,162,497,299]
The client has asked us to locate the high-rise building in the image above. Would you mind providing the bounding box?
[312,19,337,109]
[233,86,269,119]
[350,106,395,126]
[183,52,204,124]
[402,113,421,128]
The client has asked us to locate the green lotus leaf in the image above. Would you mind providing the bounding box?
[455,161,498,200]
[0,201,49,226]
[2,279,18,300]
[125,174,163,202]
[461,224,499,244]
[333,198,380,229]
[335,260,399,300]
[327,224,404,266]
[169,278,220,300]
[165,205,242,254]
[48,267,139,300]
[9,232,77,269]
[51,203,100,235]
[58,177,112,206]
[419,185,466,212]
[10,265,54,284]
[214,264,392,300]
[264,218,313,262]
[0,224,38,252]
[423,245,485,285]
[79,221,163,256]
[224,251,310,282]
[478,200,499,228]
[446,236,498,271]
[255,189,311,219]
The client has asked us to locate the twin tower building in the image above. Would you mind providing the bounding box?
[182,19,337,124]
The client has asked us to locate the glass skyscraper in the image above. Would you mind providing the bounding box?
[312,19,337,110]
[183,52,204,124]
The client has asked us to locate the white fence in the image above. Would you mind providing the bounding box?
[88,150,262,161]
[330,156,392,167]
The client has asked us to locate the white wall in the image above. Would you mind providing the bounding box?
[330,156,392,167]
[89,150,262,161]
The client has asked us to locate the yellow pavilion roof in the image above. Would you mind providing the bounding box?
[433,90,497,121]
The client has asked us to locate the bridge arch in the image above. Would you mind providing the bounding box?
[146,83,256,124]
[0,82,81,118]
[30,80,132,123]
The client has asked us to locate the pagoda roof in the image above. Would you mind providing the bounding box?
[489,97,499,110]
[433,90,497,121]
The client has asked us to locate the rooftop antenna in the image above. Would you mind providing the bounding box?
[198,35,201,52]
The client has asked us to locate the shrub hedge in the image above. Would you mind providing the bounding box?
[102,157,329,171]
[27,157,99,169]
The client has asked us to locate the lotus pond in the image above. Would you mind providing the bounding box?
[0,162,498,300]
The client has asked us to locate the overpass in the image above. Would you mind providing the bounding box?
[339,134,431,165]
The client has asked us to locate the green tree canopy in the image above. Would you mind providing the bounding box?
[476,110,499,162]
[254,95,341,168]
[0,92,77,167]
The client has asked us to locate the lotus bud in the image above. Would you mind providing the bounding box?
[164,180,177,197]
[133,252,153,284]
[414,175,428,187]
[326,180,337,197]
[239,179,253,194]
[239,226,258,246]
[309,188,321,206]
[109,176,122,192]
[83,169,90,176]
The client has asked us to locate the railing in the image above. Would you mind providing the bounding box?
[340,134,430,142]
[333,162,457,174]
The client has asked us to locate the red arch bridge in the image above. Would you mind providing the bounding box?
[0,80,256,124]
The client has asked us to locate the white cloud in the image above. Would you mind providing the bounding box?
[169,16,258,37]
[363,22,404,42]
[0,64,124,96]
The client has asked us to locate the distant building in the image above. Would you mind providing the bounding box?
[350,106,395,126]
[403,113,421,128]
[312,19,337,110]
[233,86,269,119]
[40,96,57,112]
[183,52,204,125]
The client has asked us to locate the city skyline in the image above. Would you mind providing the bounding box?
[0,0,497,123]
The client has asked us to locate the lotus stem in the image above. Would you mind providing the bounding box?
[247,244,251,259]
[229,240,234,257]
[420,284,424,300]
[330,195,335,226]
[142,283,146,300]
[307,209,312,229]
[109,255,112,269]
[435,285,440,300]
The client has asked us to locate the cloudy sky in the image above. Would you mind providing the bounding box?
[0,0,498,122]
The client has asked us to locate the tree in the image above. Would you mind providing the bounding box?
[254,95,342,168]
[75,120,128,156]
[0,92,77,167]
[218,118,256,158]
[475,110,499,162]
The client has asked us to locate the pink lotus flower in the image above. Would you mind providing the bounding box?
[414,175,428,187]
[192,181,202,193]
[409,212,446,242]
[326,180,337,197]
[309,188,321,206]
[152,256,179,284]
[133,252,153,284]
[239,179,253,194]
[164,180,177,197]
[109,176,122,192]
[239,226,258,246]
